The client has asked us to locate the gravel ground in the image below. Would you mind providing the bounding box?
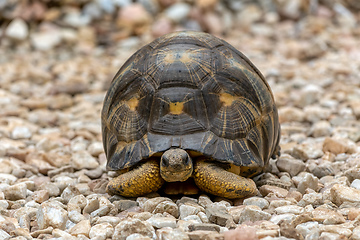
[1,1,360,240]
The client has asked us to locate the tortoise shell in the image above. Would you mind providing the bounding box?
[102,31,280,177]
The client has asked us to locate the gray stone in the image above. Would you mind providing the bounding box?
[205,203,232,227]
[114,200,139,212]
[237,205,271,224]
[188,223,220,232]
[276,154,306,177]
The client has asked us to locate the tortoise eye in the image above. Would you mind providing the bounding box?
[161,158,169,167]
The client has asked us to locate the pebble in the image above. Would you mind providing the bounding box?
[276,154,306,177]
[37,201,68,230]
[293,173,319,194]
[275,205,304,215]
[351,179,360,190]
[70,150,99,170]
[113,218,156,240]
[114,199,139,212]
[146,215,177,228]
[165,3,191,23]
[150,199,179,218]
[259,185,289,198]
[5,18,29,41]
[237,205,271,224]
[310,121,332,138]
[156,227,190,240]
[312,207,345,224]
[291,143,324,161]
[69,219,91,237]
[279,107,305,123]
[330,184,360,206]
[323,137,355,155]
[180,204,201,220]
[205,203,233,227]
[298,192,323,207]
[4,182,27,201]
[295,221,319,239]
[11,126,32,139]
[30,29,62,51]
[243,196,270,209]
[89,222,114,240]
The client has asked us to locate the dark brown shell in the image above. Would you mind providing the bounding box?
[102,31,280,176]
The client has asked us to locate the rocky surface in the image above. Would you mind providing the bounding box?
[0,0,360,239]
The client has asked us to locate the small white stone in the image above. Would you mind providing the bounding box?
[243,197,270,209]
[52,229,76,239]
[165,3,191,23]
[37,201,68,230]
[11,126,32,139]
[0,200,9,210]
[89,222,114,240]
[0,229,10,240]
[68,210,87,223]
[71,150,99,170]
[270,214,296,225]
[183,214,202,223]
[275,205,304,215]
[69,219,91,237]
[146,215,177,228]
[31,30,62,51]
[156,227,190,240]
[351,179,360,190]
[0,174,17,185]
[5,18,28,40]
[87,142,104,157]
[179,205,200,220]
[296,221,320,238]
[197,212,209,223]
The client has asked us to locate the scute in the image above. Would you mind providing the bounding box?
[102,31,280,173]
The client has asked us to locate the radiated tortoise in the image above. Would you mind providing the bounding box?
[102,31,280,199]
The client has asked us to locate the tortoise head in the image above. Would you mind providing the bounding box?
[160,148,193,182]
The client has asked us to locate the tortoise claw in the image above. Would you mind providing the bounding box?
[193,159,257,199]
[107,159,164,197]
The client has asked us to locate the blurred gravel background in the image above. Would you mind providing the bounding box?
[0,0,360,239]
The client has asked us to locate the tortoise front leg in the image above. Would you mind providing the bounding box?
[107,159,164,197]
[193,159,257,199]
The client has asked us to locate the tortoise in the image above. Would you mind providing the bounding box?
[102,31,280,199]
